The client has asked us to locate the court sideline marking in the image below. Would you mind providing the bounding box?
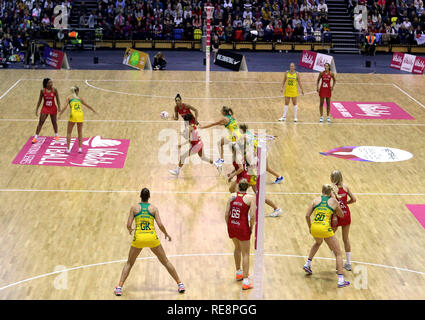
[0,252,424,292]
[0,79,21,100]
[0,118,424,126]
[392,83,425,110]
[0,189,424,196]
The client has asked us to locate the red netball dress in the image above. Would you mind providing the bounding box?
[232,161,250,183]
[336,186,351,226]
[40,88,58,114]
[189,126,204,153]
[227,192,251,241]
[177,103,196,124]
[319,71,332,98]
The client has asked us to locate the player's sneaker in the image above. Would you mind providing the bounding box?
[278,116,286,122]
[169,169,180,176]
[54,136,59,141]
[327,116,331,123]
[294,117,298,122]
[214,158,224,166]
[178,283,185,293]
[344,263,352,271]
[236,270,243,281]
[319,117,323,123]
[338,280,350,288]
[303,265,312,275]
[32,137,37,144]
[65,149,70,154]
[78,148,82,153]
[273,176,284,184]
[242,280,254,290]
[269,208,282,217]
[114,286,122,296]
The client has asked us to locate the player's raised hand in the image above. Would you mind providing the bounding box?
[165,233,172,241]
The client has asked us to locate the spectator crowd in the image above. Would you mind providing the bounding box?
[350,0,425,44]
[1,0,332,47]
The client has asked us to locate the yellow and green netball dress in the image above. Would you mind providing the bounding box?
[132,203,160,249]
[225,114,242,143]
[69,98,84,123]
[284,71,298,97]
[310,196,335,238]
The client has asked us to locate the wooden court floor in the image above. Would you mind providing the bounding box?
[0,69,424,300]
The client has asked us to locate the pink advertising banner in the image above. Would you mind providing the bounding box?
[330,101,415,120]
[13,136,130,168]
[390,52,425,74]
[406,204,425,229]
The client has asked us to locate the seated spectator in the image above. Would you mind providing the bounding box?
[123,20,133,39]
[211,34,219,61]
[364,31,377,55]
[174,13,183,27]
[243,16,253,39]
[273,20,284,42]
[153,52,166,70]
[234,22,244,41]
[304,21,315,41]
[225,22,233,42]
[215,22,225,40]
[233,15,242,28]
[264,22,274,41]
[154,22,163,39]
[318,0,328,13]
[293,23,305,42]
[192,14,202,28]
[284,23,294,41]
[399,24,409,43]
[183,22,193,40]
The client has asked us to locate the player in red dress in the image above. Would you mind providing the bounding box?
[316,63,336,123]
[227,145,250,193]
[330,170,356,271]
[33,78,61,144]
[168,114,217,176]
[174,94,199,124]
[225,179,256,290]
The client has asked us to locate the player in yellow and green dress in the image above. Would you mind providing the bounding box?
[279,62,304,122]
[114,188,185,296]
[59,86,97,154]
[199,106,242,172]
[304,184,350,288]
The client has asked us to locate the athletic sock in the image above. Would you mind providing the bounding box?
[242,278,250,285]
[306,258,312,267]
[34,134,38,139]
[282,105,289,117]
[346,252,351,264]
[55,133,58,137]
[236,269,242,274]
[293,105,298,118]
[338,274,344,283]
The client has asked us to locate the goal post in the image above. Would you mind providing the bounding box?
[205,6,214,83]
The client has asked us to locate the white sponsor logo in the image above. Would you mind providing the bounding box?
[53,5,68,29]
[217,54,240,65]
[333,102,353,118]
[352,146,413,162]
[414,58,425,69]
[83,136,122,147]
[301,52,314,67]
[356,104,391,117]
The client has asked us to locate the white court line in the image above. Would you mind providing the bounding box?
[19,78,395,85]
[0,252,424,292]
[0,189,424,196]
[392,83,425,110]
[84,80,318,100]
[1,118,424,126]
[0,79,21,100]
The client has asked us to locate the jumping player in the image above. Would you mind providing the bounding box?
[169,114,218,176]
[303,184,350,288]
[33,78,61,143]
[316,63,336,123]
[330,170,356,271]
[225,179,256,290]
[239,124,284,184]
[114,188,185,296]
[278,62,304,122]
[59,86,97,153]
[227,145,250,193]
[199,106,242,168]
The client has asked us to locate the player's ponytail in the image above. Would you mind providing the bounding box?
[42,78,51,88]
[222,106,233,116]
[322,184,333,196]
[330,170,343,186]
[70,86,79,98]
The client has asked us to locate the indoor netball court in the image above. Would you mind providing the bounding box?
[0,69,424,300]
